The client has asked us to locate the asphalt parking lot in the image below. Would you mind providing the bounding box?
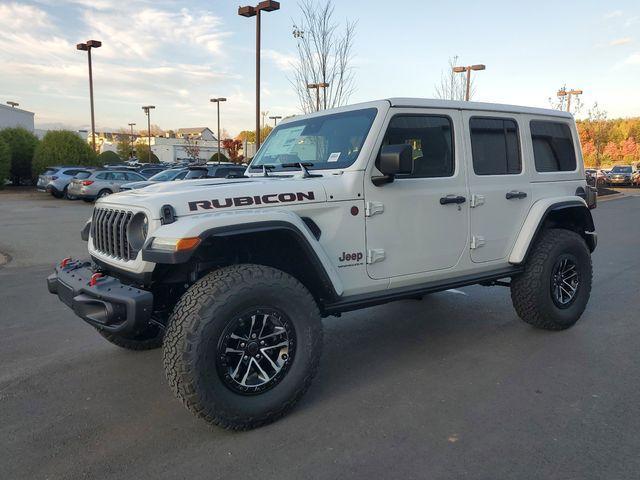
[1,190,639,480]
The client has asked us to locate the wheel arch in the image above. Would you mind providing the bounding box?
[510,198,596,265]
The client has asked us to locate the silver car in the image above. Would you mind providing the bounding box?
[36,166,96,199]
[67,170,146,202]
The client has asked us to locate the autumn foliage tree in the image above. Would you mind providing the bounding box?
[222,139,243,163]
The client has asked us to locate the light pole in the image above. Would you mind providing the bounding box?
[238,1,280,151]
[128,122,136,159]
[6,101,19,108]
[210,97,227,163]
[306,82,330,111]
[557,88,583,113]
[76,39,102,152]
[141,106,155,163]
[452,64,485,101]
[269,115,282,127]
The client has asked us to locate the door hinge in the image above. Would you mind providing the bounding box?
[367,248,386,264]
[365,201,384,217]
[470,194,485,208]
[470,236,486,249]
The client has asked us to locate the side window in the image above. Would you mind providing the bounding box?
[96,172,110,180]
[381,115,454,178]
[63,169,78,176]
[126,172,144,181]
[469,117,521,175]
[110,172,127,181]
[530,121,577,172]
[174,171,187,180]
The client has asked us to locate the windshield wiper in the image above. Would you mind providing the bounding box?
[281,162,321,178]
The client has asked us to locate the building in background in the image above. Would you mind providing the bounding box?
[0,103,34,131]
[176,127,216,141]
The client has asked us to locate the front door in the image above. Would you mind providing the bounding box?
[462,112,532,263]
[364,109,469,280]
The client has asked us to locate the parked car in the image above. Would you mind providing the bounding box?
[119,168,189,191]
[184,164,247,179]
[607,165,635,186]
[36,166,97,199]
[138,167,167,179]
[67,170,146,201]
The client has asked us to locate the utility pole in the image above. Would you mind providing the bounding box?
[76,39,102,152]
[452,64,486,101]
[141,105,155,163]
[238,1,280,151]
[128,122,136,159]
[557,88,583,113]
[210,97,227,163]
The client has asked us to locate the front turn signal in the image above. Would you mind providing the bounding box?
[175,237,201,251]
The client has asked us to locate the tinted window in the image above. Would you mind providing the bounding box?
[95,172,110,180]
[62,169,79,176]
[185,169,208,179]
[43,168,59,175]
[381,115,454,178]
[174,170,188,180]
[610,166,632,173]
[470,117,521,175]
[74,171,91,179]
[530,121,576,172]
[109,172,127,181]
[126,172,145,181]
[215,167,246,178]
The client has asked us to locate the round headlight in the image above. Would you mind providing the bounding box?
[128,212,148,251]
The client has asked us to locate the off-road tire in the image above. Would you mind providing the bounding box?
[97,326,164,350]
[511,228,592,330]
[163,264,323,430]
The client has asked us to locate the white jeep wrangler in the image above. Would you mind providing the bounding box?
[48,99,597,430]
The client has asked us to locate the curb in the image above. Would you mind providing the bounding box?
[598,193,626,202]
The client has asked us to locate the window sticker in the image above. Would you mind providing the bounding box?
[327,152,341,162]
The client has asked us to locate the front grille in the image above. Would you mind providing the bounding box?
[91,208,136,261]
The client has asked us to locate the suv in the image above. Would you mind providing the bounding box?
[47,99,597,430]
[37,166,96,198]
[184,163,247,179]
[607,165,635,186]
[67,170,146,201]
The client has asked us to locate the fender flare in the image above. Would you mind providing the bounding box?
[509,197,596,265]
[142,210,344,297]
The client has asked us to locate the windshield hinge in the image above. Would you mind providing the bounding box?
[367,249,386,264]
[365,201,384,217]
[470,194,485,208]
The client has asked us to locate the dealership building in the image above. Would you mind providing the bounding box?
[0,103,35,131]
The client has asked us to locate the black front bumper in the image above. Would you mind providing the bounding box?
[47,261,153,334]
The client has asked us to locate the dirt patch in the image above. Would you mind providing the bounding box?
[0,252,10,267]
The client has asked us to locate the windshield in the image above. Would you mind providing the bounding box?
[250,108,378,171]
[184,168,208,179]
[149,169,182,181]
[611,166,632,173]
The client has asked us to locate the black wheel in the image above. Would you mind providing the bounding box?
[82,198,93,203]
[163,264,322,430]
[97,189,112,199]
[97,325,164,350]
[51,189,64,199]
[511,229,592,330]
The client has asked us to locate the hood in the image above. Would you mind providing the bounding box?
[98,176,328,219]
[121,180,156,189]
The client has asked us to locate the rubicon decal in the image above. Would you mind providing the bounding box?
[189,191,315,211]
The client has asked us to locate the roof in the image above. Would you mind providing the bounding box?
[177,127,213,134]
[386,98,573,118]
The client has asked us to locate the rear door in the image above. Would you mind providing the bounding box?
[462,112,532,263]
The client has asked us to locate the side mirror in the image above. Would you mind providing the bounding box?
[373,144,413,186]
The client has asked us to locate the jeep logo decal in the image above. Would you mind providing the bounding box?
[338,252,363,262]
[188,191,315,211]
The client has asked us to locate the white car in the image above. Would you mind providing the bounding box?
[48,98,597,430]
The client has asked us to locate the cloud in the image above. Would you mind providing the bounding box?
[623,53,640,65]
[263,49,297,71]
[610,37,632,47]
[604,10,623,19]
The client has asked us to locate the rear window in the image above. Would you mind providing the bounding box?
[530,121,577,172]
[43,168,59,175]
[74,171,91,179]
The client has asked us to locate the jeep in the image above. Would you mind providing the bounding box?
[47,99,597,430]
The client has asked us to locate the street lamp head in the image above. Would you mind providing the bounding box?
[557,90,568,97]
[307,83,319,89]
[76,43,88,51]
[257,0,280,12]
[128,122,136,126]
[318,82,330,88]
[238,5,257,17]
[86,40,102,48]
[470,64,486,71]
[569,89,583,95]
[210,97,227,103]
[6,101,19,108]
[452,66,466,73]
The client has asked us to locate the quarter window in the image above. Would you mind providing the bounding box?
[381,115,454,178]
[469,117,521,175]
[530,121,577,172]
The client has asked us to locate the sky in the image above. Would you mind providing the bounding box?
[0,0,639,136]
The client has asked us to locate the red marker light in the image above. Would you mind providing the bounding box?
[60,257,72,268]
[89,272,104,286]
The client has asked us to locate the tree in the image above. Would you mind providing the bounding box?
[98,150,122,164]
[620,137,638,162]
[222,139,243,163]
[235,126,273,143]
[0,138,10,189]
[135,144,159,163]
[138,124,164,137]
[549,85,583,115]
[32,130,98,175]
[183,137,201,163]
[434,55,468,101]
[291,0,356,113]
[0,127,39,185]
[116,130,135,160]
[582,103,609,168]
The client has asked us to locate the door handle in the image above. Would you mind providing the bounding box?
[505,190,527,200]
[440,195,466,205]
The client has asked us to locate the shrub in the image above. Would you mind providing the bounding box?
[98,150,122,164]
[0,138,10,188]
[32,130,98,175]
[135,144,159,163]
[209,152,228,162]
[0,127,39,185]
